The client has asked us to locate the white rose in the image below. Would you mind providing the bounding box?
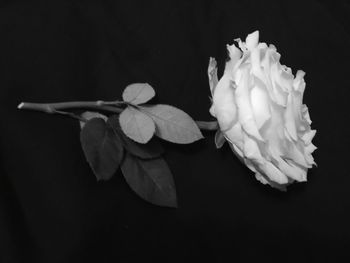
[209,31,317,190]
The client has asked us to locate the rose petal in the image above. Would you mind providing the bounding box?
[268,144,306,182]
[305,151,316,166]
[245,30,259,51]
[273,155,307,182]
[292,91,304,130]
[212,75,237,131]
[225,43,242,75]
[261,48,280,103]
[284,127,294,142]
[286,160,308,181]
[258,42,268,50]
[270,64,288,106]
[305,142,317,153]
[293,70,306,93]
[259,161,289,185]
[208,57,218,95]
[255,172,269,184]
[209,104,216,117]
[251,47,267,83]
[285,93,298,141]
[244,158,258,172]
[279,67,294,92]
[243,133,263,161]
[250,84,271,130]
[304,142,317,167]
[285,142,309,168]
[236,38,246,52]
[262,104,289,159]
[231,142,244,159]
[301,105,312,125]
[302,130,316,145]
[235,66,264,141]
[225,122,244,150]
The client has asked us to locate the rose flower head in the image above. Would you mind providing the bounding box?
[209,30,317,190]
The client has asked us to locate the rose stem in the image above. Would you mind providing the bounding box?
[17,101,218,130]
[195,121,218,130]
[18,101,123,113]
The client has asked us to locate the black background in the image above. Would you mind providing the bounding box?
[1,0,350,262]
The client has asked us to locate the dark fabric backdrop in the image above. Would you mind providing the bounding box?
[1,0,350,262]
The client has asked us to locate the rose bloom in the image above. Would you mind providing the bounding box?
[209,31,317,190]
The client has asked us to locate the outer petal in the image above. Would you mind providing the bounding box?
[284,142,310,168]
[285,93,298,141]
[212,75,237,131]
[245,30,259,51]
[225,122,244,150]
[244,158,258,173]
[225,43,242,75]
[272,153,307,182]
[305,152,316,167]
[243,133,263,161]
[286,160,308,181]
[255,172,269,185]
[228,141,244,161]
[255,172,289,191]
[293,70,306,94]
[208,57,218,95]
[304,142,317,166]
[302,130,316,145]
[258,161,289,185]
[305,143,317,153]
[301,105,312,125]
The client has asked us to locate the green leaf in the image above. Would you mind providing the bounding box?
[121,136,164,159]
[121,153,177,207]
[80,111,108,129]
[215,130,226,149]
[108,115,164,159]
[119,106,155,144]
[122,83,155,105]
[80,118,123,181]
[140,104,204,144]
